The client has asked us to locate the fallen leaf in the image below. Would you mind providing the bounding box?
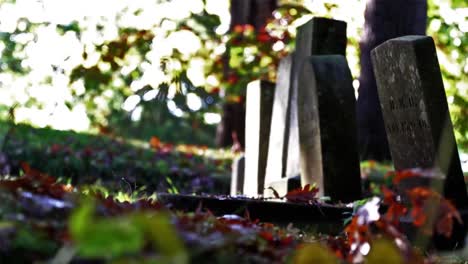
[284,184,319,204]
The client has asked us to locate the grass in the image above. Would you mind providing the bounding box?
[0,120,233,195]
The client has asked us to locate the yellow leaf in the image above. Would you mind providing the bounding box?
[293,243,338,264]
[365,239,404,264]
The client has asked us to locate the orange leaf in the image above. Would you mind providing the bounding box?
[150,136,161,149]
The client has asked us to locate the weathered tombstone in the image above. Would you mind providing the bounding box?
[265,17,348,197]
[264,54,294,190]
[371,35,468,208]
[297,55,362,202]
[243,80,275,196]
[230,154,245,196]
[288,17,348,181]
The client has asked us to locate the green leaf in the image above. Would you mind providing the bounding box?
[190,11,221,36]
[79,219,144,257]
[69,198,144,258]
[56,21,81,35]
[13,226,58,254]
[451,0,467,8]
[133,213,188,263]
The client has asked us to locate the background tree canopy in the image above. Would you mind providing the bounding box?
[0,0,466,151]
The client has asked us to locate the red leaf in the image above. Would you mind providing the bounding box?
[258,231,274,242]
[410,206,427,227]
[385,203,407,226]
[280,235,293,246]
[256,32,271,43]
[435,199,463,237]
[381,186,407,225]
[1,162,73,199]
[50,144,61,154]
[284,184,319,204]
[210,87,220,95]
[391,168,427,185]
[227,74,239,84]
[381,186,396,204]
[406,186,463,237]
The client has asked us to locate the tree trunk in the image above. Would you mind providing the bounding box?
[357,0,427,161]
[216,0,278,149]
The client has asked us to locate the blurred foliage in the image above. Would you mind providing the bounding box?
[427,0,468,150]
[0,0,466,150]
[70,198,188,262]
[0,121,232,195]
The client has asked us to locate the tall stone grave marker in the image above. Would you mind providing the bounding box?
[243,80,275,195]
[297,55,362,202]
[288,17,348,181]
[265,17,349,197]
[264,54,294,189]
[230,154,245,196]
[372,36,468,208]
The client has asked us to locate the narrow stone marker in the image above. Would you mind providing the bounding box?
[297,55,362,202]
[230,154,245,196]
[243,80,275,196]
[264,54,294,191]
[265,17,349,197]
[372,35,468,208]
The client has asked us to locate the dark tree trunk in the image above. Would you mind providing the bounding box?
[357,0,427,161]
[216,0,278,149]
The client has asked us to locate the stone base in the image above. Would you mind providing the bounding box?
[157,193,351,233]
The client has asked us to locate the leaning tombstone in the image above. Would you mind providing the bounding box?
[297,55,362,202]
[230,154,245,196]
[243,80,275,196]
[265,17,348,197]
[371,35,468,209]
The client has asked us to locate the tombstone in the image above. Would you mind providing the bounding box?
[264,54,294,191]
[230,154,245,196]
[371,35,468,209]
[264,17,348,197]
[297,55,362,202]
[243,80,275,196]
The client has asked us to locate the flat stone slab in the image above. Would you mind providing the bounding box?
[157,193,352,226]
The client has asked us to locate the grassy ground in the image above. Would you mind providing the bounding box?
[0,120,233,195]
